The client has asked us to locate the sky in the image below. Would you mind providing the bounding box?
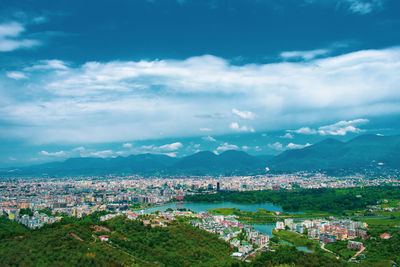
[1,0,400,167]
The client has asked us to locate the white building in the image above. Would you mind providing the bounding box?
[276,221,285,230]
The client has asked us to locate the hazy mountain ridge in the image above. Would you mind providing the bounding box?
[2,134,400,176]
[269,134,400,171]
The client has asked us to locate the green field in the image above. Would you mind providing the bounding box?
[325,241,356,260]
[207,207,277,223]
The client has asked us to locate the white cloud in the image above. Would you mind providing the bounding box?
[305,0,384,15]
[122,143,133,148]
[317,119,369,135]
[199,128,212,132]
[72,146,85,152]
[280,49,330,61]
[32,16,47,24]
[25,59,69,71]
[40,150,66,157]
[343,0,383,14]
[88,150,115,158]
[163,152,177,157]
[268,142,284,151]
[217,142,239,152]
[286,142,312,150]
[6,71,28,80]
[292,119,369,136]
[280,132,294,139]
[2,48,400,144]
[230,122,255,132]
[202,135,216,142]
[158,142,183,151]
[232,108,255,119]
[0,22,40,52]
[293,127,317,135]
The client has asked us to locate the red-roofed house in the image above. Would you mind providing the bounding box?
[380,233,391,239]
[99,235,109,242]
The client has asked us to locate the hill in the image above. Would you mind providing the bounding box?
[0,214,237,266]
[268,134,400,171]
[2,150,272,176]
[3,134,400,176]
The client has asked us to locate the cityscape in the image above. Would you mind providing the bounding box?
[1,0,400,266]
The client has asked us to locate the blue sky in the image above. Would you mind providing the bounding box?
[1,0,400,167]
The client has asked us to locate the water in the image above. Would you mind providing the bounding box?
[249,223,276,236]
[296,246,314,253]
[278,240,314,253]
[142,201,313,253]
[142,201,283,214]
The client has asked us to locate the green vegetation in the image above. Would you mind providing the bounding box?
[273,230,316,249]
[361,217,400,227]
[185,186,400,213]
[273,230,338,258]
[0,216,29,239]
[325,241,355,260]
[361,225,400,266]
[0,221,134,266]
[207,207,340,224]
[207,208,277,224]
[104,216,237,266]
[251,245,346,267]
[20,208,34,216]
[0,214,238,266]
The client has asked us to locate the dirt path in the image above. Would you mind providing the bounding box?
[70,233,83,241]
[350,246,366,261]
[321,242,340,260]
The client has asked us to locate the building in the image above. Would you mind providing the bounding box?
[238,242,253,254]
[275,221,285,230]
[99,235,109,242]
[380,233,391,239]
[284,218,293,226]
[319,233,336,243]
[348,241,364,250]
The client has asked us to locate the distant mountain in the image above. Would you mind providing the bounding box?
[172,150,269,175]
[268,134,400,171]
[9,153,179,176]
[3,134,400,177]
[2,150,272,176]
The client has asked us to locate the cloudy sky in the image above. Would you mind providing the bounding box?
[1,0,400,167]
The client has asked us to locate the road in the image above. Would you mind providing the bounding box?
[320,242,340,260]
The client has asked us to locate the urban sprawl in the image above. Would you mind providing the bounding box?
[1,173,399,261]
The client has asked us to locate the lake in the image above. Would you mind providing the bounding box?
[249,223,276,236]
[142,201,314,253]
[142,201,283,214]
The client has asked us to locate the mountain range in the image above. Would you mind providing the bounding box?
[2,134,400,176]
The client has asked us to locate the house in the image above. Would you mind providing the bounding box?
[380,233,391,239]
[230,238,240,247]
[99,235,109,242]
[284,218,293,226]
[238,242,253,254]
[231,252,244,259]
[348,241,363,250]
[275,221,285,230]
